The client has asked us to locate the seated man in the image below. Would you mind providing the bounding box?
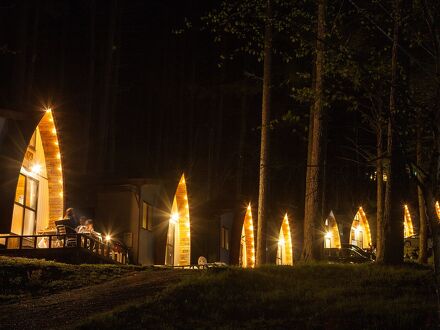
[76,216,87,233]
[84,219,102,242]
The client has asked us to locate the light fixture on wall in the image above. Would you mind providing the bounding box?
[31,163,42,175]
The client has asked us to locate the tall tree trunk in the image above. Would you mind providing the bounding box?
[301,0,326,261]
[256,0,272,266]
[417,112,428,263]
[379,0,403,264]
[376,118,384,260]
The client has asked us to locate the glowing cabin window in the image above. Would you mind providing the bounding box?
[350,207,372,250]
[165,174,191,266]
[239,204,255,268]
[324,211,341,249]
[11,109,64,236]
[276,214,293,265]
[403,205,415,238]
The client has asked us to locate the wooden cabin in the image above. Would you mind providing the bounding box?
[403,204,415,238]
[96,178,170,265]
[276,213,293,265]
[0,109,64,240]
[165,174,191,266]
[349,207,372,249]
[324,211,341,249]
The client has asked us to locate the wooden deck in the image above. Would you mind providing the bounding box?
[0,234,128,264]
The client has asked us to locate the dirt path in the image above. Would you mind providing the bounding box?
[0,269,189,329]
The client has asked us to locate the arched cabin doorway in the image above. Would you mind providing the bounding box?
[165,174,191,266]
[324,211,341,249]
[276,213,293,265]
[350,207,372,249]
[239,204,255,268]
[403,205,415,238]
[10,109,64,238]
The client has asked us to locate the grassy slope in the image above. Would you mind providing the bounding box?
[0,257,142,303]
[81,264,438,329]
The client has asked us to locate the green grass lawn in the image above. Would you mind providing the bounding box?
[0,257,142,303]
[81,263,438,329]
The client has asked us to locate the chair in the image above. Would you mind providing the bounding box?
[56,225,77,247]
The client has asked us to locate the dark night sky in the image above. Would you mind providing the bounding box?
[0,0,390,224]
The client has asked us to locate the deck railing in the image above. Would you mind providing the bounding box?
[0,234,128,264]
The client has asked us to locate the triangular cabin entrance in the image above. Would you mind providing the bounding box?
[10,109,64,243]
[239,204,255,268]
[324,211,341,249]
[349,207,372,249]
[403,205,415,238]
[276,213,293,265]
[165,174,191,266]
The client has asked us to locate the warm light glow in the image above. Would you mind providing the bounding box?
[350,207,372,249]
[324,211,341,249]
[240,202,255,268]
[403,204,415,238]
[276,213,293,265]
[105,234,111,242]
[31,164,42,175]
[56,152,61,159]
[46,108,52,113]
[170,212,179,224]
[165,174,191,266]
[52,128,57,135]
[54,141,59,146]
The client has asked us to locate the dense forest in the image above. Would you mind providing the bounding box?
[1,0,439,269]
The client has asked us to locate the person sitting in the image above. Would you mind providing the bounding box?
[76,216,87,233]
[64,208,78,230]
[84,219,102,241]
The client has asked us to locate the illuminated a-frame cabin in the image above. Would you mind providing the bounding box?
[436,201,440,220]
[403,204,415,238]
[349,207,372,249]
[238,204,255,268]
[276,213,293,265]
[0,109,64,241]
[324,211,341,249]
[165,174,191,266]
